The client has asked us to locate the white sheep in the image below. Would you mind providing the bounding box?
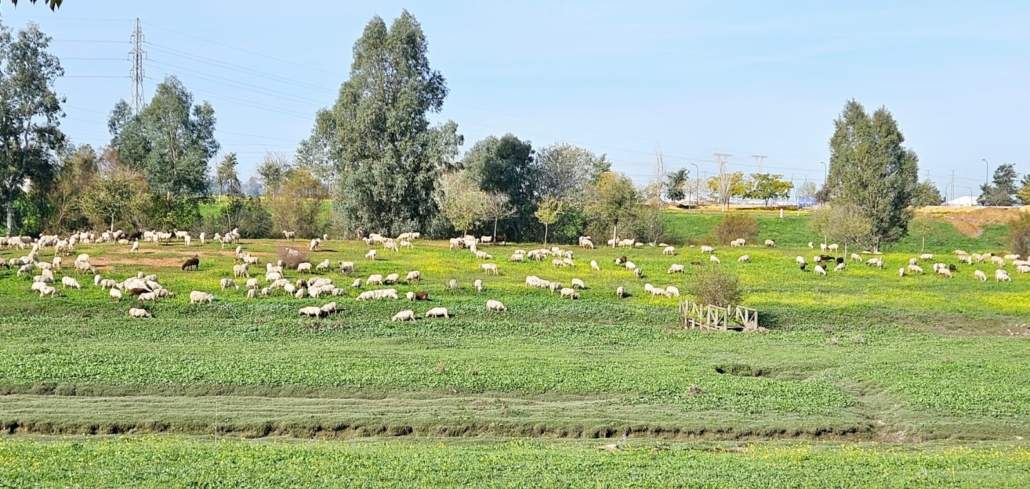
[220,278,238,290]
[299,306,323,318]
[367,274,384,286]
[61,276,81,289]
[245,278,259,289]
[486,299,507,312]
[559,287,580,299]
[814,265,827,276]
[233,264,249,278]
[320,302,338,315]
[351,278,362,288]
[365,249,377,261]
[282,230,295,240]
[700,245,715,254]
[662,246,676,255]
[109,288,123,301]
[38,285,57,298]
[128,307,151,319]
[590,260,600,272]
[667,264,684,274]
[974,270,987,282]
[737,255,750,263]
[448,279,459,290]
[480,263,499,275]
[296,262,312,273]
[474,279,483,293]
[425,307,450,318]
[616,286,626,298]
[406,291,415,301]
[996,269,1011,282]
[309,238,321,251]
[664,286,680,298]
[339,261,355,274]
[898,267,906,278]
[571,278,587,289]
[392,309,416,321]
[316,259,331,272]
[834,262,845,272]
[827,244,839,252]
[709,255,721,264]
[384,273,400,284]
[189,291,214,304]
[764,239,776,247]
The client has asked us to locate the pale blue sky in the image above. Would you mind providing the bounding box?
[2,1,1027,198]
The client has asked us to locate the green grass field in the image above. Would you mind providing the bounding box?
[1,211,1028,486]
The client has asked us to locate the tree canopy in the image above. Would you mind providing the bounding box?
[744,173,793,206]
[911,179,944,207]
[978,163,1019,206]
[665,168,689,201]
[0,20,65,235]
[317,11,459,236]
[462,134,536,241]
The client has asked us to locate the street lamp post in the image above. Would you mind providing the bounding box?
[691,162,700,207]
[981,158,990,189]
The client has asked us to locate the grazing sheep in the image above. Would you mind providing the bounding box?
[384,273,400,285]
[667,264,684,273]
[282,231,295,240]
[189,291,214,304]
[320,302,338,315]
[356,288,399,301]
[181,255,200,271]
[737,255,750,263]
[220,278,238,290]
[245,278,259,289]
[851,253,862,262]
[406,291,415,301]
[559,287,580,299]
[571,278,587,289]
[590,260,600,272]
[129,240,140,253]
[366,274,384,286]
[709,255,721,264]
[796,256,806,266]
[425,307,450,319]
[351,279,362,288]
[448,279,458,290]
[128,307,151,319]
[624,261,637,271]
[405,270,421,283]
[730,239,745,247]
[662,246,676,255]
[474,279,483,293]
[616,286,626,298]
[937,267,953,278]
[764,239,776,247]
[700,245,715,254]
[109,288,123,301]
[814,265,827,276]
[974,270,988,282]
[233,264,249,278]
[339,261,355,274]
[297,262,312,273]
[246,289,257,299]
[392,309,416,322]
[480,263,499,275]
[919,253,934,261]
[664,286,680,298]
[834,262,845,272]
[299,306,323,318]
[365,249,377,261]
[486,299,507,312]
[827,244,839,252]
[995,269,1011,282]
[61,276,81,289]
[309,238,321,252]
[316,259,331,272]
[898,267,906,278]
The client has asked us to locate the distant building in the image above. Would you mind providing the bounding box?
[946,195,978,207]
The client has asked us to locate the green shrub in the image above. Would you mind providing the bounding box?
[1010,212,1030,258]
[689,267,743,307]
[710,213,758,245]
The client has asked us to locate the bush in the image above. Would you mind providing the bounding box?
[710,213,758,245]
[689,267,743,307]
[1010,212,1030,258]
[277,246,308,269]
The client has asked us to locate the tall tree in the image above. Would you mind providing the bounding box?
[108,76,219,200]
[435,170,490,236]
[0,21,65,236]
[584,171,640,246]
[744,173,793,206]
[808,202,873,256]
[534,196,562,245]
[824,100,918,249]
[482,192,515,243]
[317,12,459,235]
[257,152,290,194]
[79,165,151,232]
[215,152,242,196]
[463,134,536,240]
[48,144,98,231]
[535,143,610,201]
[911,179,944,207]
[1017,174,1030,205]
[706,171,746,207]
[978,163,1019,206]
[664,168,689,201]
[265,167,328,238]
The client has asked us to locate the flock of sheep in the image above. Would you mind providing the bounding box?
[2,228,1025,323]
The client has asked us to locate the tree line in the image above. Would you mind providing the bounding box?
[3,13,1026,246]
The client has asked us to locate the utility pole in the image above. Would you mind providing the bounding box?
[714,152,732,212]
[690,162,700,208]
[751,154,767,173]
[129,17,146,114]
[981,158,990,190]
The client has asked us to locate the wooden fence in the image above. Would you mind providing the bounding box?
[679,300,761,332]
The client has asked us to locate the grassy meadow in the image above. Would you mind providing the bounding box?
[1,210,1028,486]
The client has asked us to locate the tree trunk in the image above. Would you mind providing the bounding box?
[611,223,618,248]
[5,203,12,237]
[492,217,498,243]
[543,223,548,246]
